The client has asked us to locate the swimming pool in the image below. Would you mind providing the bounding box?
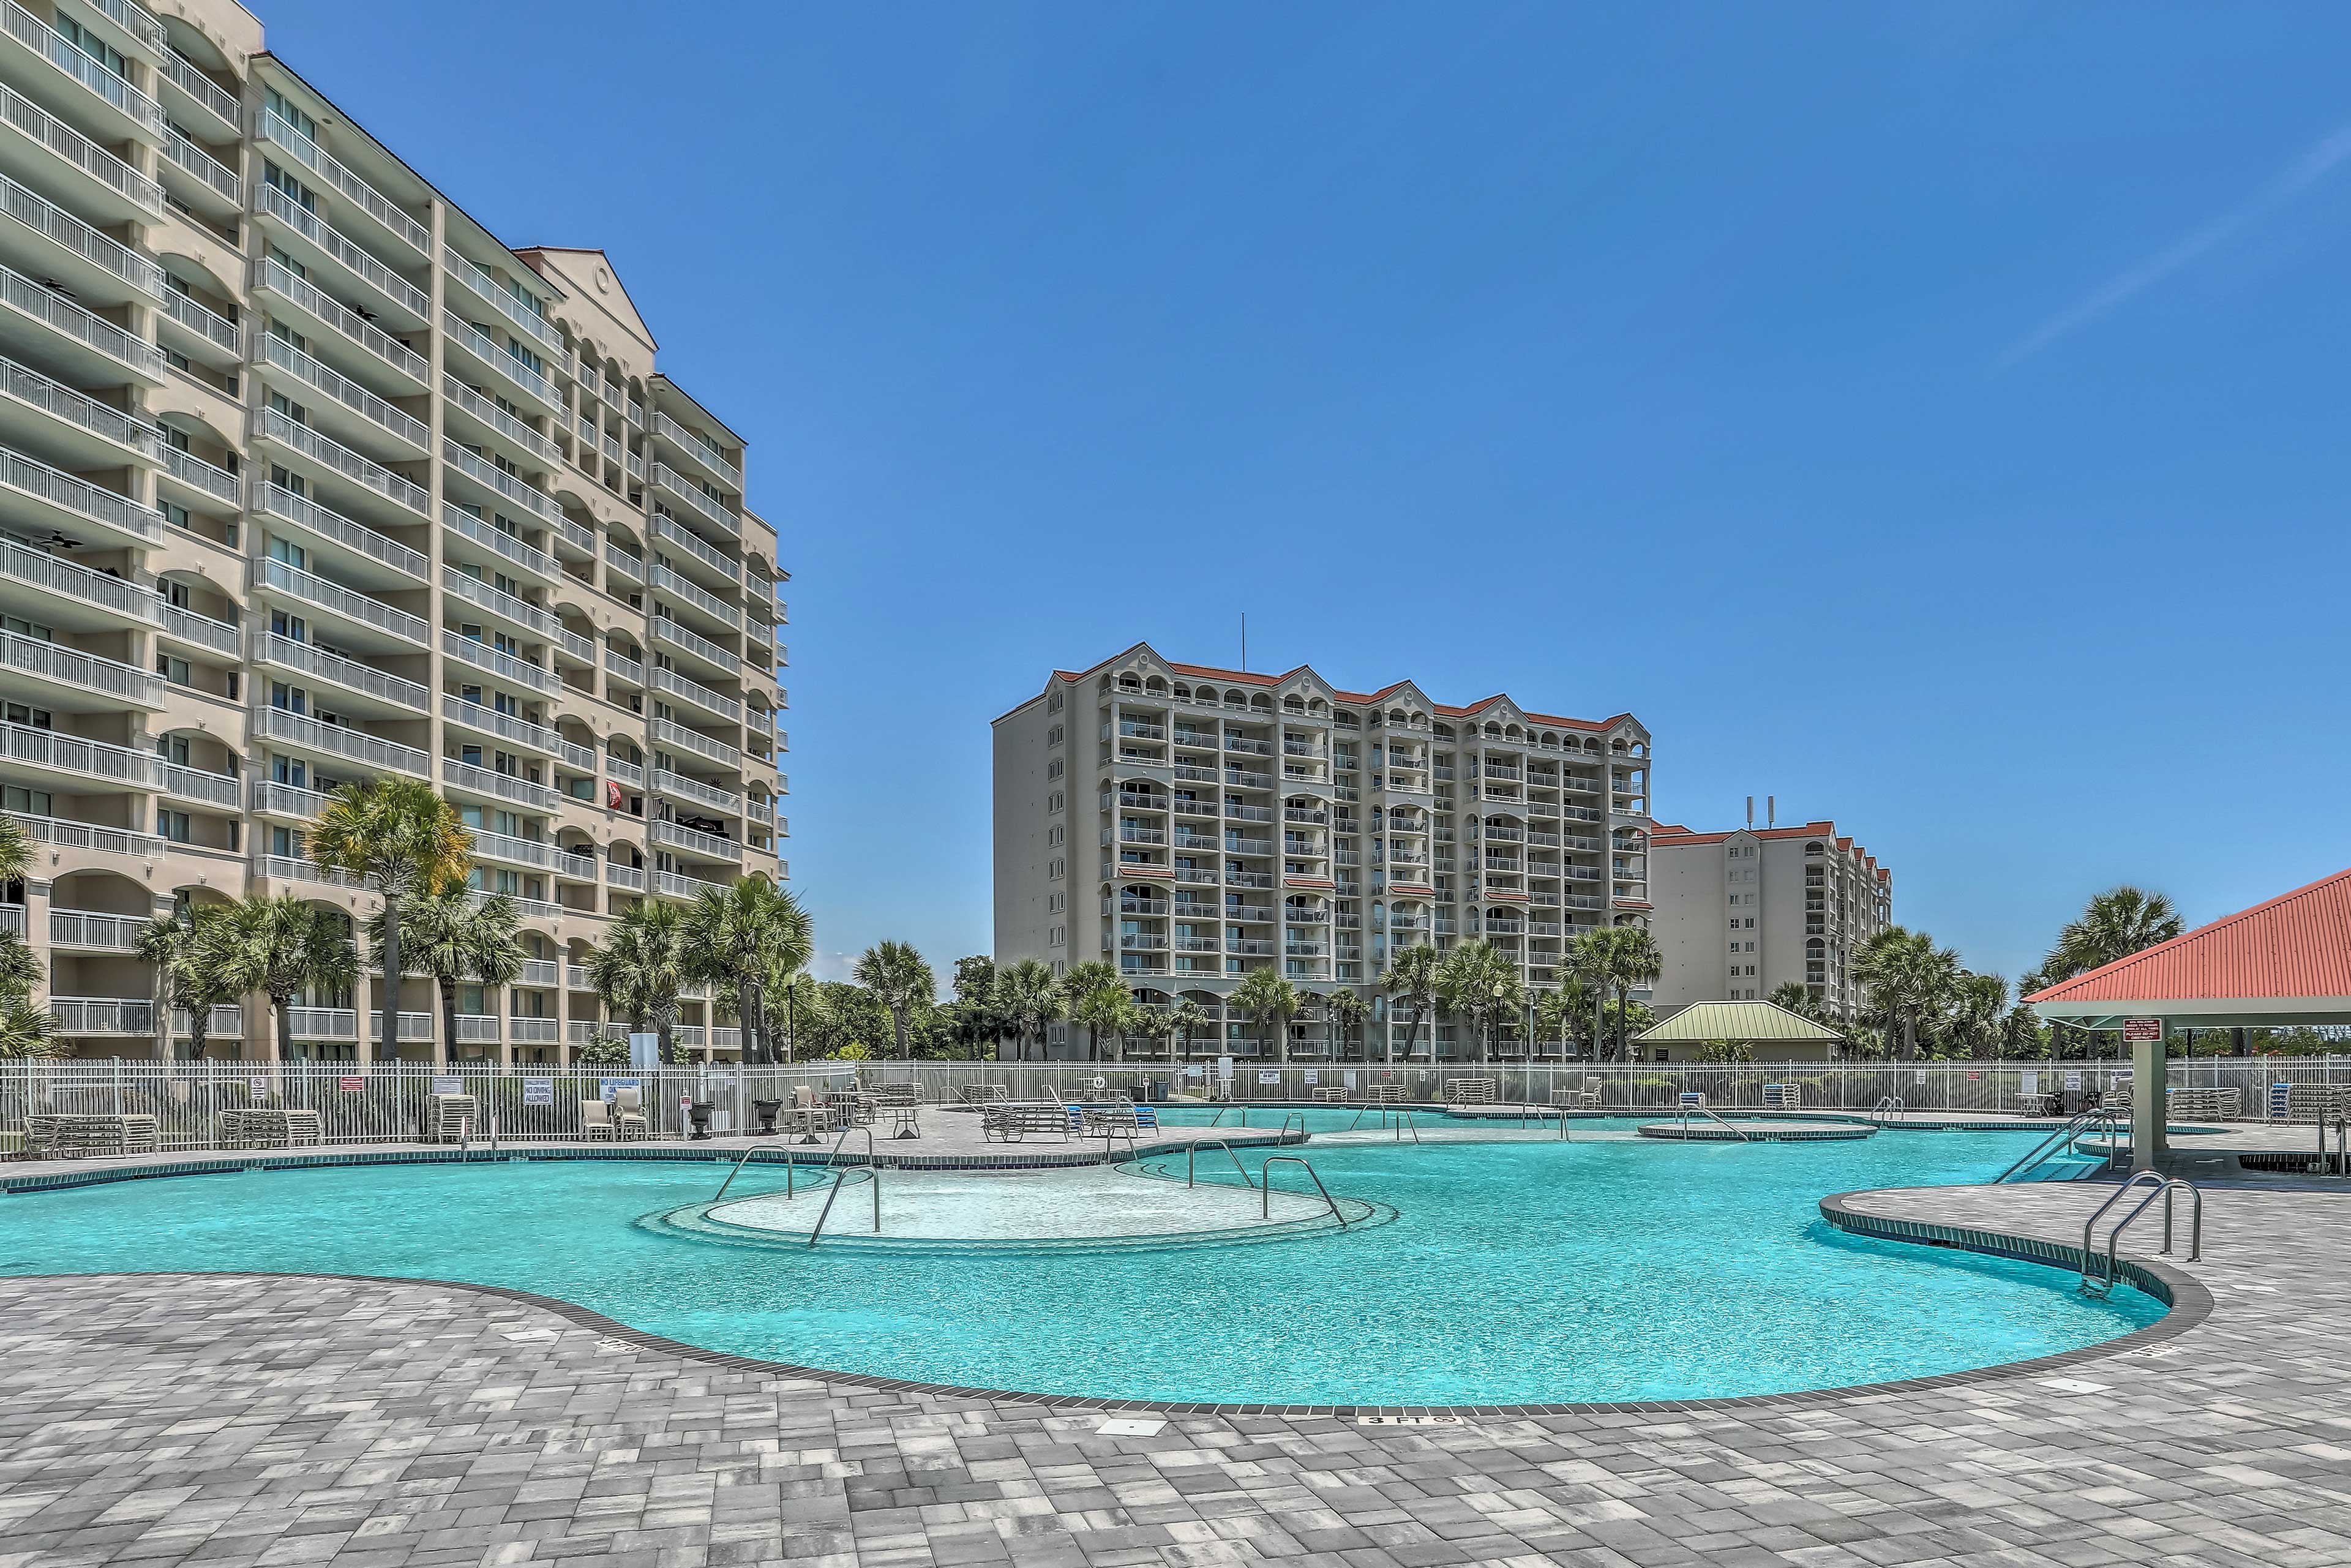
[0,1128,2162,1406]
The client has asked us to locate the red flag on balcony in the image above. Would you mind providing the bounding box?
[606,781,623,809]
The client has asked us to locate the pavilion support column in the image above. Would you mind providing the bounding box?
[2131,1033,2167,1172]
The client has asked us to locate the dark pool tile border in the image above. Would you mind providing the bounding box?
[0,1181,2215,1421]
[0,1131,1303,1196]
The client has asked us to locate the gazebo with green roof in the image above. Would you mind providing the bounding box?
[1634,1000,1847,1062]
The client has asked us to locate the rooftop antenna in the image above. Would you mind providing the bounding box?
[1768,795,1775,828]
[1745,795,1754,830]
[1240,613,1247,673]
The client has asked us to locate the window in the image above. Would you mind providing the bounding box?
[1047,892,1064,913]
[1047,689,1063,713]
[1046,824,1064,847]
[1047,790,1065,813]
[55,16,124,75]
[264,89,319,141]
[159,811,192,844]
[1047,724,1063,748]
[156,655,191,687]
[1048,857,1065,880]
[1046,757,1063,780]
[1049,925,1065,947]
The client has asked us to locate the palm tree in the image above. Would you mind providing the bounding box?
[1068,980,1128,1066]
[1230,967,1299,1063]
[1766,980,1821,1021]
[133,912,192,1060]
[1438,939,1519,1063]
[0,923,43,1003]
[307,778,472,1064]
[1164,997,1211,1062]
[683,879,811,1065]
[0,813,32,887]
[1324,989,1368,1060]
[588,899,689,1063]
[764,969,825,1062]
[1531,987,1573,1059]
[368,886,525,1065]
[995,958,1062,1061]
[1058,961,1120,1061]
[1950,972,2009,1060]
[1563,928,1615,1059]
[196,894,358,1061]
[1382,943,1440,1065]
[171,908,240,1061]
[852,939,935,1059]
[1605,927,1662,1062]
[1854,927,1960,1062]
[0,993,60,1059]
[2040,888,2184,1057]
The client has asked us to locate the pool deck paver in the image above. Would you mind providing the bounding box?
[4,1177,2351,1566]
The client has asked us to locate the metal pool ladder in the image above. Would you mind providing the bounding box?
[1997,1108,2119,1184]
[1186,1138,1256,1188]
[714,1144,795,1202]
[2079,1169,2202,1296]
[1259,1155,1348,1228]
[1679,1103,1752,1142]
[806,1167,880,1246]
[1869,1096,1905,1125]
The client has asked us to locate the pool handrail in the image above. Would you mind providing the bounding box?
[1393,1111,1420,1144]
[1279,1111,1306,1142]
[2079,1169,2200,1292]
[1679,1103,1752,1142]
[1997,1106,2112,1184]
[806,1166,879,1246]
[1259,1154,1348,1228]
[1185,1137,1256,1188]
[714,1143,797,1202]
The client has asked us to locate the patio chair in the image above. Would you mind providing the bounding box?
[430,1093,480,1142]
[581,1099,616,1141]
[613,1087,649,1140]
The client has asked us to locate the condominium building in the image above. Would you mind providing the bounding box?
[993,644,1652,1060]
[1648,820,1891,1018]
[0,0,789,1061]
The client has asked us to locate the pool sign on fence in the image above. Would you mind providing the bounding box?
[522,1078,552,1107]
[339,1076,362,1093]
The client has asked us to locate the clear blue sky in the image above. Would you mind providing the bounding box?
[266,2,2351,989]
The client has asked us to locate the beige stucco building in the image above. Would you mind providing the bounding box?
[1648,820,1890,1021]
[0,0,787,1060]
[993,644,1652,1060]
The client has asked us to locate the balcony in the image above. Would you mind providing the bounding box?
[257,557,427,648]
[651,464,739,538]
[0,352,155,469]
[158,446,238,511]
[11,809,164,859]
[1,719,154,789]
[445,505,560,585]
[159,760,236,806]
[158,48,236,130]
[654,768,738,814]
[173,1004,242,1038]
[606,754,645,789]
[255,481,427,583]
[152,603,235,658]
[443,628,560,695]
[604,861,645,891]
[650,868,728,902]
[257,407,430,524]
[159,128,238,216]
[605,542,643,583]
[650,615,735,678]
[49,996,154,1035]
[444,246,566,356]
[651,716,739,770]
[650,563,741,632]
[252,853,375,892]
[443,311,563,416]
[603,647,644,688]
[255,258,428,392]
[157,285,238,366]
[258,110,430,259]
[259,334,427,456]
[442,757,558,812]
[47,905,144,951]
[250,779,325,819]
[651,511,740,586]
[440,568,593,661]
[254,704,429,778]
[443,437,559,524]
[473,829,594,882]
[650,665,741,724]
[0,441,154,544]
[441,695,564,760]
[650,819,741,863]
[0,80,161,222]
[653,411,742,488]
[257,182,429,332]
[1,4,165,141]
[443,373,561,467]
[0,169,161,304]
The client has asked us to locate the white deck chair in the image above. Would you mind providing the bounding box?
[581,1099,615,1141]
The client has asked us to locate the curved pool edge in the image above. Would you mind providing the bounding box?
[0,1183,2208,1418]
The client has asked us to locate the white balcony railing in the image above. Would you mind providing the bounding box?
[257,407,430,517]
[604,861,645,891]
[441,629,560,694]
[256,258,427,385]
[441,757,557,811]
[160,762,237,805]
[443,437,558,522]
[650,666,741,724]
[259,334,429,451]
[257,182,430,321]
[156,600,236,653]
[160,48,236,127]
[650,819,741,863]
[651,512,740,582]
[650,717,739,770]
[0,537,154,624]
[5,4,165,134]
[606,754,645,788]
[652,465,738,536]
[441,695,563,758]
[653,411,743,488]
[255,481,427,580]
[160,127,238,206]
[253,853,377,891]
[439,568,592,660]
[258,557,428,645]
[0,81,160,215]
[48,907,143,950]
[0,719,154,786]
[10,811,165,858]
[0,260,163,378]
[252,704,430,777]
[1,441,156,538]
[650,564,741,631]
[605,543,643,582]
[0,168,163,298]
[650,869,727,902]
[650,615,734,672]
[654,768,738,814]
[258,110,430,255]
[160,446,239,506]
[160,285,237,354]
[50,996,154,1034]
[254,631,430,712]
[0,353,155,456]
[443,245,565,355]
[443,310,563,412]
[250,779,326,818]
[442,374,562,465]
[444,505,559,582]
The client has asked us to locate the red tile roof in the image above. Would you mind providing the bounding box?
[2027,866,2351,1008]
[1649,819,1889,880]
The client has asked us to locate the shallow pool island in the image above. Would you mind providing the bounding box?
[1,1115,2166,1409]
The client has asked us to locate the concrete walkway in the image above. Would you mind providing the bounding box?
[3,1172,2349,1567]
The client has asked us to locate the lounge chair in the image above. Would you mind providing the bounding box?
[581,1099,616,1141]
[613,1087,649,1140]
[430,1093,479,1142]
[1761,1083,1801,1111]
[1678,1090,1706,1109]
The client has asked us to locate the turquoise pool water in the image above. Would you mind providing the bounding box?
[0,1130,2161,1406]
